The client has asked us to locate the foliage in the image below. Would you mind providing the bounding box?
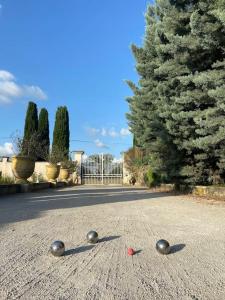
[61,160,78,173]
[0,175,15,185]
[52,106,70,160]
[23,101,38,155]
[11,131,46,161]
[124,147,149,184]
[88,154,114,164]
[126,1,225,185]
[144,168,160,188]
[37,108,50,161]
[13,103,49,162]
[46,146,67,164]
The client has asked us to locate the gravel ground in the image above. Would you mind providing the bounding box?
[0,186,225,300]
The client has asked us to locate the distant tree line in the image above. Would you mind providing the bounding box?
[126,0,225,186]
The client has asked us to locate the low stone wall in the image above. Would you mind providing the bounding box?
[0,181,73,196]
[0,158,49,182]
[193,185,225,198]
[0,158,77,183]
[0,184,21,196]
[19,182,51,193]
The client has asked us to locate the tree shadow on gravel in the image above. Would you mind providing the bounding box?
[0,187,175,226]
[169,243,186,254]
[98,235,121,243]
[64,245,95,256]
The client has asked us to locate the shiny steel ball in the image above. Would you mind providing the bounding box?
[87,231,98,244]
[156,239,170,255]
[50,240,65,257]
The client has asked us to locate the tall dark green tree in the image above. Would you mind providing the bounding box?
[22,101,38,155]
[151,0,200,184]
[159,0,225,184]
[38,108,50,160]
[23,101,38,140]
[127,0,225,185]
[127,4,183,183]
[52,106,70,160]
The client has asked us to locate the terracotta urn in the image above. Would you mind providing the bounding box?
[12,155,35,184]
[46,163,60,182]
[59,168,70,181]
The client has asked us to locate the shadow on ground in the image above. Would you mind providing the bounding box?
[64,245,95,256]
[98,235,121,243]
[0,187,174,226]
[169,243,186,254]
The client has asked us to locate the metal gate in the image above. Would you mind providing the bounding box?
[81,154,123,185]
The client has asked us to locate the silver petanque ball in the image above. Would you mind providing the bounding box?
[156,239,170,255]
[50,240,65,257]
[87,231,98,244]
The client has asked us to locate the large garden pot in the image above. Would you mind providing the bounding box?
[46,163,60,182]
[59,168,70,181]
[12,155,35,184]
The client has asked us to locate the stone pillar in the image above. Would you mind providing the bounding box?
[73,151,84,185]
[123,153,131,185]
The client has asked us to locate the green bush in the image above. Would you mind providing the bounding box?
[144,168,160,188]
[0,176,15,185]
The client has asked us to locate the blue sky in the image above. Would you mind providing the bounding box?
[0,0,150,158]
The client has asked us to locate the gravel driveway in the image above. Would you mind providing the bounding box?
[0,186,224,300]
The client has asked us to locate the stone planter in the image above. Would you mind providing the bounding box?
[59,168,70,181]
[46,163,60,182]
[12,155,35,184]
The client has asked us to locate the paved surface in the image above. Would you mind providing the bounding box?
[0,186,225,300]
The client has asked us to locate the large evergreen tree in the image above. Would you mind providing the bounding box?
[22,101,38,156]
[127,0,225,185]
[160,0,225,184]
[127,4,183,183]
[52,106,70,160]
[23,101,38,140]
[38,108,50,160]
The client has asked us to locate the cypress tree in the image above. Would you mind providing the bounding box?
[52,106,70,160]
[38,108,50,161]
[23,101,38,155]
[23,101,38,140]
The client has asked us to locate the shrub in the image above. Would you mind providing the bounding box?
[0,175,15,185]
[144,168,161,188]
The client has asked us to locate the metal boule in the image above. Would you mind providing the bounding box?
[156,239,170,255]
[87,231,98,244]
[50,240,65,257]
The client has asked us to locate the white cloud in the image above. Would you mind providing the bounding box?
[94,139,108,148]
[101,128,107,136]
[86,126,131,138]
[86,127,100,136]
[0,70,15,81]
[0,142,14,156]
[23,85,47,100]
[108,128,118,138]
[120,128,131,136]
[0,70,47,104]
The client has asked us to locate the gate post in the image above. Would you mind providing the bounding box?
[73,151,84,185]
[122,152,130,185]
[101,153,104,185]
